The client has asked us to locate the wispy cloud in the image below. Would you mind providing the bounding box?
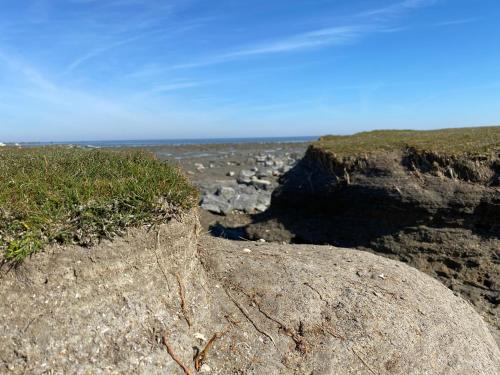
[0,50,57,92]
[148,80,207,94]
[63,34,147,75]
[226,26,367,57]
[359,0,438,17]
[174,25,374,69]
[171,0,442,70]
[434,18,479,27]
[0,48,137,118]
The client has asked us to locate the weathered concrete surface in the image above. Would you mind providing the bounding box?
[0,212,498,374]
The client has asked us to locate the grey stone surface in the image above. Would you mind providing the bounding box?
[233,193,258,213]
[201,194,233,215]
[217,186,236,201]
[1,214,498,374]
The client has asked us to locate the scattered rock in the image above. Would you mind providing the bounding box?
[195,148,301,215]
[237,169,255,184]
[252,178,272,190]
[256,155,267,163]
[201,194,233,215]
[194,163,205,171]
[217,186,236,201]
[257,169,272,178]
[233,193,258,213]
[255,204,268,212]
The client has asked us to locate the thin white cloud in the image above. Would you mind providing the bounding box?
[227,26,367,57]
[0,50,57,92]
[434,18,478,27]
[173,24,401,69]
[359,0,438,18]
[171,0,442,70]
[0,48,138,118]
[63,34,146,75]
[173,25,371,69]
[149,81,206,94]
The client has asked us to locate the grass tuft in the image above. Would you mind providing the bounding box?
[0,147,198,263]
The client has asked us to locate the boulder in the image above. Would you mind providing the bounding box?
[256,155,267,163]
[233,193,258,213]
[251,178,272,190]
[216,186,236,201]
[0,214,498,374]
[237,169,255,184]
[201,194,233,215]
[201,236,500,374]
[256,169,273,178]
[255,204,268,212]
[237,184,258,195]
[273,159,284,168]
[256,192,272,207]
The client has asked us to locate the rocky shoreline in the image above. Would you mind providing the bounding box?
[153,142,307,215]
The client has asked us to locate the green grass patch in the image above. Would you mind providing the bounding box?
[316,126,500,157]
[0,147,198,263]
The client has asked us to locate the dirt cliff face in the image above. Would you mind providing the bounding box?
[245,145,500,336]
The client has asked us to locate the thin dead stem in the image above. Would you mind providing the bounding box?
[176,271,192,327]
[162,333,194,375]
[194,332,224,371]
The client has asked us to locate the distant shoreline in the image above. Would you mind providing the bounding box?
[6,136,319,148]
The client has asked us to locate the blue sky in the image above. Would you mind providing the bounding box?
[1,0,499,141]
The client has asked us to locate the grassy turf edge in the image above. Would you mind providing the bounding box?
[0,147,198,264]
[315,126,500,158]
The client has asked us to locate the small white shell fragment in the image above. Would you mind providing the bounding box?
[378,274,386,280]
[194,332,207,341]
[201,364,211,372]
[242,248,252,253]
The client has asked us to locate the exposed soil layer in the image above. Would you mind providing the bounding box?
[1,212,499,373]
[237,145,500,337]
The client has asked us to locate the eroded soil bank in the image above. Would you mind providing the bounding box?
[1,211,499,374]
[238,145,500,338]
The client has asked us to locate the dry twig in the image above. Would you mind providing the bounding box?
[194,332,223,371]
[175,271,192,327]
[162,333,194,375]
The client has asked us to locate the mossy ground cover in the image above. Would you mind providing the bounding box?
[0,147,198,263]
[316,126,500,157]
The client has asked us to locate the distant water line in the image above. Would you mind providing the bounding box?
[12,136,318,148]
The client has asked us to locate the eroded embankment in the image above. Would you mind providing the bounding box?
[245,144,500,336]
[1,211,499,374]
